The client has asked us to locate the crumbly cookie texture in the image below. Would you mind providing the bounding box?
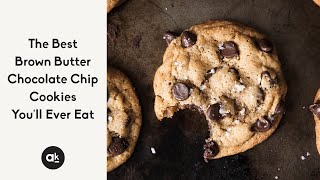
[107,0,122,13]
[154,21,287,160]
[107,67,141,172]
[314,0,320,7]
[310,89,320,154]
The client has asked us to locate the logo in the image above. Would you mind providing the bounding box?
[41,146,65,170]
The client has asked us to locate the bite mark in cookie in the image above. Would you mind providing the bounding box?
[155,20,287,160]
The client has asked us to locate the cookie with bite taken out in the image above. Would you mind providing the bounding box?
[155,20,287,161]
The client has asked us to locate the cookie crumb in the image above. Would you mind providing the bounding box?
[307,152,310,156]
[275,176,279,179]
[278,168,280,171]
[151,147,156,154]
[301,156,306,160]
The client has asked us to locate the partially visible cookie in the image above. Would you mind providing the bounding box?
[310,89,320,154]
[107,0,124,13]
[154,21,287,160]
[107,67,142,172]
[314,0,320,7]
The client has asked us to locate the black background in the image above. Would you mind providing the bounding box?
[107,0,320,179]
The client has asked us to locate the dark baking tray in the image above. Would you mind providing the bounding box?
[107,0,320,179]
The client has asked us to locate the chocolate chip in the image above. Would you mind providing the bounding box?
[203,141,219,162]
[257,39,273,53]
[207,103,222,121]
[172,83,190,101]
[220,41,238,58]
[310,101,320,118]
[274,101,286,116]
[261,71,278,85]
[257,88,265,105]
[181,31,197,48]
[163,31,177,45]
[108,137,128,156]
[253,117,271,132]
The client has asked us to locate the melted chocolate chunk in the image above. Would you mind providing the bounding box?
[207,103,222,121]
[310,101,320,118]
[220,41,238,58]
[163,31,177,45]
[274,101,286,116]
[261,71,278,85]
[257,39,273,53]
[203,141,219,162]
[257,88,265,105]
[253,117,271,132]
[181,31,197,48]
[108,137,128,156]
[172,83,190,101]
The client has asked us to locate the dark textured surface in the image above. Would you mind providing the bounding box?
[107,0,320,179]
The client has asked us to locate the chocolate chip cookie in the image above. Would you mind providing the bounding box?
[107,0,124,13]
[154,21,287,160]
[314,0,320,7]
[310,89,320,154]
[107,67,142,172]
